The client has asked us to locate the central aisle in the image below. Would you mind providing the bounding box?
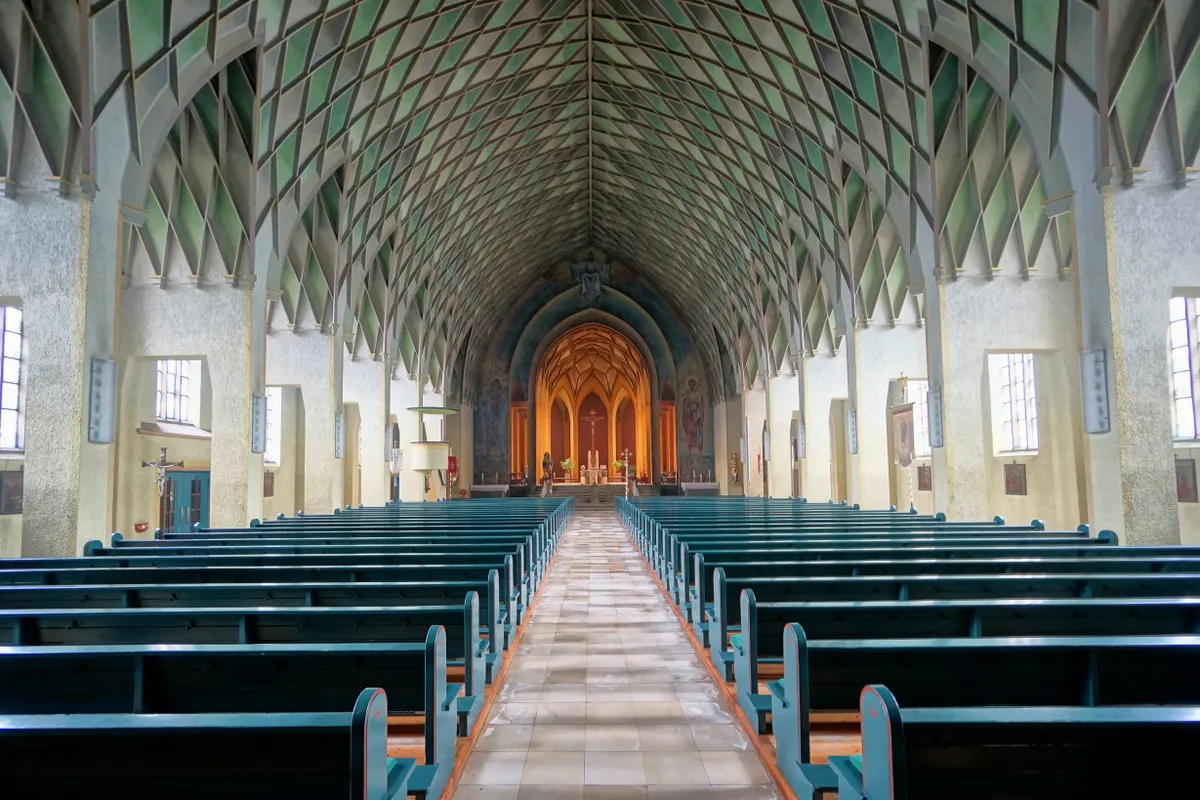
[455,506,780,798]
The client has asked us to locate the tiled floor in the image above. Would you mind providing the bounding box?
[453,506,780,800]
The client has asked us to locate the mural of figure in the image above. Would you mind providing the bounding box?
[485,378,505,454]
[681,377,704,452]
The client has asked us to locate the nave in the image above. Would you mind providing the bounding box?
[5,492,1200,797]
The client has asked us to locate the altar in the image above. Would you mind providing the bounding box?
[580,451,608,485]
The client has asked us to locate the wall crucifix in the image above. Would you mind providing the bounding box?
[141,447,183,497]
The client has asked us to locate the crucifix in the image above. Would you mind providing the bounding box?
[620,447,633,479]
[141,447,183,497]
[581,408,605,455]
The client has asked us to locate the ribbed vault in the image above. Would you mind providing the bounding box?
[16,1,1116,389]
[538,322,648,399]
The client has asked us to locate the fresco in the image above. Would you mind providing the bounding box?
[473,374,510,482]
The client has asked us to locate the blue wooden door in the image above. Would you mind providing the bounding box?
[161,471,210,532]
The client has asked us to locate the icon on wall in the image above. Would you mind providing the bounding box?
[1004,463,1027,496]
[1178,459,1198,503]
[917,464,932,492]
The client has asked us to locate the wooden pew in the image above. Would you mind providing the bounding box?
[668,530,1112,615]
[0,596,486,734]
[0,559,521,647]
[731,590,1200,729]
[0,627,457,799]
[0,687,414,799]
[768,626,1200,799]
[105,533,548,598]
[0,574,506,679]
[694,554,1200,647]
[828,684,1200,800]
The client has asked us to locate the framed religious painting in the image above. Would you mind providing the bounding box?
[917,464,932,492]
[1004,463,1027,496]
[1177,459,1198,503]
[0,468,22,514]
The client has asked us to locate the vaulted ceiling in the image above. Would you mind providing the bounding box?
[11,0,1174,390]
[538,322,648,400]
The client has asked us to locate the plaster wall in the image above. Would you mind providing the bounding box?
[887,380,934,512]
[266,331,342,514]
[342,402,361,508]
[852,324,927,510]
[391,376,425,502]
[343,358,390,506]
[801,353,848,502]
[938,273,1082,526]
[742,385,767,497]
[262,387,300,518]
[118,283,257,528]
[768,373,800,498]
[113,358,214,537]
[0,458,23,557]
[981,352,1084,531]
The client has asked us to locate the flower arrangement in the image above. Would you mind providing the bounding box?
[559,458,575,475]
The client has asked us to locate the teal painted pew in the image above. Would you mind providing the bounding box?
[0,597,485,735]
[0,687,411,799]
[693,554,1200,647]
[0,561,519,649]
[694,570,1200,648]
[105,534,548,595]
[669,531,1111,615]
[0,628,456,799]
[769,627,1200,799]
[731,591,1200,729]
[74,548,535,628]
[0,574,505,679]
[829,685,1200,800]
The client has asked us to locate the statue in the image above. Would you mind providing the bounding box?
[570,255,610,306]
[541,451,553,484]
[728,455,740,484]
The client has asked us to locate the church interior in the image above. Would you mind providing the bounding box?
[3,0,1200,797]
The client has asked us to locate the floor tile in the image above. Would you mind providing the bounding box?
[643,752,709,785]
[585,752,646,785]
[522,751,587,785]
[476,724,535,751]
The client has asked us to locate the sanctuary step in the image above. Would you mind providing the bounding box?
[547,483,661,503]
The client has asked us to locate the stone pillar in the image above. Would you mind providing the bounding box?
[344,357,390,507]
[800,352,848,502]
[767,370,801,498]
[1048,82,1184,544]
[267,330,343,514]
[713,400,730,495]
[0,184,118,556]
[742,379,768,497]
[446,402,474,495]
[205,286,257,528]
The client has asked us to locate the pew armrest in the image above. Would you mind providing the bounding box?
[443,683,462,712]
[767,679,787,707]
[827,756,863,800]
[387,757,416,800]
